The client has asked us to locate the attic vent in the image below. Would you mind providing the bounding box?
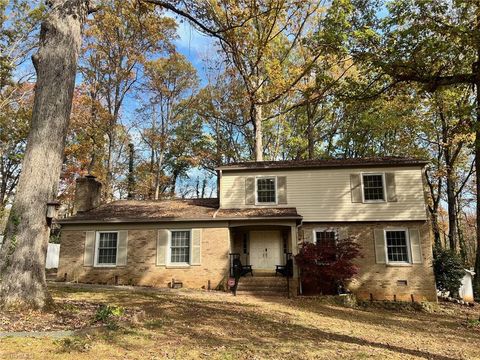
[397,280,408,286]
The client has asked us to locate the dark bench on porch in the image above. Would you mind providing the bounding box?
[233,258,253,277]
[275,257,293,277]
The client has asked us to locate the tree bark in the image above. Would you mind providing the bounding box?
[446,163,458,250]
[474,2,480,297]
[474,75,480,296]
[252,103,263,161]
[0,0,89,310]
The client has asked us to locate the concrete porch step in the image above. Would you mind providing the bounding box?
[236,275,289,297]
[250,271,277,277]
[235,289,288,297]
[46,269,58,282]
[239,276,287,284]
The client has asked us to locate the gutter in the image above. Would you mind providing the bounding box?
[215,161,429,172]
[57,215,303,225]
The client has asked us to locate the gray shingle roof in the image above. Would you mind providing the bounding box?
[58,198,301,224]
[216,157,428,171]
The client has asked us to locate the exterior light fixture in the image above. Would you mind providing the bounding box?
[46,201,61,219]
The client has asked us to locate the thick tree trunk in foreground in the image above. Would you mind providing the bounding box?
[474,85,480,297]
[0,0,89,310]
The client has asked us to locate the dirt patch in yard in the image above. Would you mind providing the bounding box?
[0,298,140,332]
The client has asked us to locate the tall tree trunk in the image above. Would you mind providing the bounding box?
[0,0,89,310]
[474,34,480,295]
[154,149,164,200]
[430,210,442,248]
[252,103,263,161]
[127,143,134,200]
[306,99,315,159]
[446,167,458,251]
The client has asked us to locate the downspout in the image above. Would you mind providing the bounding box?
[296,218,303,295]
[217,169,222,207]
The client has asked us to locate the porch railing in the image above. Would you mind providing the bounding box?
[285,252,293,298]
[229,253,240,295]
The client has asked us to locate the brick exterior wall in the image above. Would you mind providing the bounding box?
[57,227,230,290]
[300,221,437,302]
[58,220,437,302]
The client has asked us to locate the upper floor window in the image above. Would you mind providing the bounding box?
[362,174,385,202]
[385,230,410,263]
[256,177,276,204]
[170,230,190,264]
[95,231,118,266]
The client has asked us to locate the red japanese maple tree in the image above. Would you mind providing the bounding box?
[295,236,362,295]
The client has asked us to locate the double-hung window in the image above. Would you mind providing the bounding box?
[170,230,190,264]
[96,232,118,266]
[362,174,385,202]
[385,230,410,263]
[256,177,276,204]
[315,230,337,263]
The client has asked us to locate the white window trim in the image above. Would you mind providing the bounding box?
[94,231,119,268]
[255,176,278,206]
[167,229,192,267]
[384,228,412,265]
[361,172,387,203]
[312,228,338,245]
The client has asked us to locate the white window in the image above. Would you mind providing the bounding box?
[95,231,118,267]
[256,177,277,204]
[362,173,386,202]
[385,229,410,263]
[170,230,190,264]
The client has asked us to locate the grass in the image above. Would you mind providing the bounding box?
[1,282,479,360]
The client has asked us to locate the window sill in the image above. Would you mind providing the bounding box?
[166,264,191,269]
[93,264,117,268]
[386,263,413,267]
[362,200,386,204]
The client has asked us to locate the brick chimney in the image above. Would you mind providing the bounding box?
[74,175,102,213]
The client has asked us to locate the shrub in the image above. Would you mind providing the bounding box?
[94,304,124,323]
[55,337,91,353]
[294,236,362,295]
[433,246,464,297]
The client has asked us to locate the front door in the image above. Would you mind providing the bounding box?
[249,231,282,270]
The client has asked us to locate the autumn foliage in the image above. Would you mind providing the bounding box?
[295,237,362,295]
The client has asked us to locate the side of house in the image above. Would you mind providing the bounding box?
[217,159,436,301]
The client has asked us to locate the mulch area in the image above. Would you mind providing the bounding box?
[0,300,138,332]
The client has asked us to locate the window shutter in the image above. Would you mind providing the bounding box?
[337,227,349,241]
[245,177,255,205]
[305,230,315,244]
[156,229,168,266]
[385,173,398,202]
[191,229,202,265]
[277,176,287,204]
[116,231,128,266]
[409,228,422,264]
[84,231,95,266]
[373,229,386,264]
[350,174,363,203]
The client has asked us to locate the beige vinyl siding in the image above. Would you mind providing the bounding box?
[220,167,427,222]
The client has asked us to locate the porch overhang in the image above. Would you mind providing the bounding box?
[215,207,303,226]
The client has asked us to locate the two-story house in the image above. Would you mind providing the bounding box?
[57,157,437,301]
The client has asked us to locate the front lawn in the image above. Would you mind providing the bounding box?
[1,283,479,359]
